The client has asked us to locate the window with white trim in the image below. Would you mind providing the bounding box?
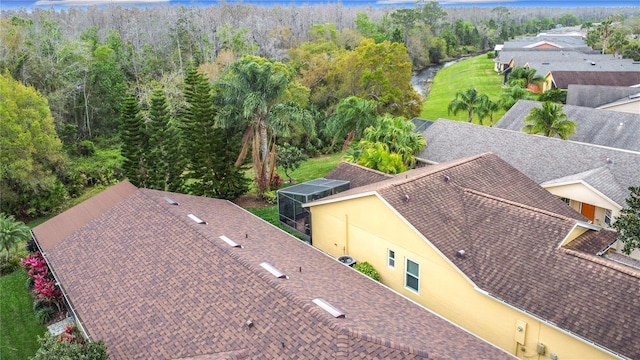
[388,249,395,268]
[405,258,420,293]
[604,209,612,225]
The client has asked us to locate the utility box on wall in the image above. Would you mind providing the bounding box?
[515,320,527,345]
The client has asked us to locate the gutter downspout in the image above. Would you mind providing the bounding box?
[344,214,349,255]
[30,230,90,341]
[473,286,630,360]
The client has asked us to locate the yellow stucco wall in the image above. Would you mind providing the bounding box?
[309,195,618,360]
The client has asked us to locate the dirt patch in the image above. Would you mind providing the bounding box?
[233,194,272,209]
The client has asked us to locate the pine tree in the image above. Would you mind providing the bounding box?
[147,87,186,192]
[120,94,148,187]
[182,67,248,199]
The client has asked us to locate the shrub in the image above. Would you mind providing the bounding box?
[262,191,278,205]
[33,298,51,312]
[353,261,380,281]
[486,52,496,59]
[26,239,39,253]
[32,332,108,360]
[77,140,96,157]
[35,306,55,325]
[0,256,21,275]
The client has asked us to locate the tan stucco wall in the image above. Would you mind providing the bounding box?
[309,195,618,360]
[544,183,621,224]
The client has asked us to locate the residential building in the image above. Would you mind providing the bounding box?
[496,100,640,152]
[32,181,511,359]
[543,70,640,92]
[566,84,640,110]
[416,119,640,258]
[306,153,640,360]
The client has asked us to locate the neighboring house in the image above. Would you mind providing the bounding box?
[566,84,640,109]
[416,119,640,258]
[305,153,640,360]
[32,181,511,359]
[496,100,640,152]
[597,94,640,114]
[543,70,640,91]
[325,161,394,188]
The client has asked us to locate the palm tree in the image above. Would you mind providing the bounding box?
[447,88,483,123]
[215,55,313,195]
[361,114,426,167]
[476,95,501,127]
[0,213,30,262]
[500,86,535,111]
[507,67,543,89]
[522,102,576,140]
[324,96,379,151]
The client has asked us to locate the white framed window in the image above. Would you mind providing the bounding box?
[405,258,420,293]
[388,249,395,268]
[604,209,612,225]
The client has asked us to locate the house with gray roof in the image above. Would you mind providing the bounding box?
[32,180,511,359]
[567,84,640,109]
[306,153,640,360]
[495,100,640,152]
[417,119,640,258]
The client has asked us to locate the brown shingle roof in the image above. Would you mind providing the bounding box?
[309,153,640,359]
[324,161,393,188]
[35,181,512,359]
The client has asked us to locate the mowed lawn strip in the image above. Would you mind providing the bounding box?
[0,269,46,360]
[421,54,506,124]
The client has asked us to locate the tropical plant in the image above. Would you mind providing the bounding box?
[537,89,567,104]
[120,94,148,188]
[324,96,379,150]
[0,213,30,262]
[353,261,380,281]
[522,102,576,140]
[499,86,536,111]
[347,141,407,175]
[507,66,543,89]
[447,88,483,123]
[214,55,314,196]
[612,186,640,255]
[359,114,426,167]
[476,95,501,127]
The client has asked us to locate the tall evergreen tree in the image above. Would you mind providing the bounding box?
[120,94,148,187]
[147,86,185,192]
[181,66,248,199]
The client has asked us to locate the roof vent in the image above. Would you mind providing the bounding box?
[220,235,242,248]
[260,262,288,279]
[313,298,345,318]
[163,196,179,205]
[444,175,450,183]
[457,250,466,258]
[188,214,207,224]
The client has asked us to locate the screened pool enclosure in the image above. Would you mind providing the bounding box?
[277,178,350,241]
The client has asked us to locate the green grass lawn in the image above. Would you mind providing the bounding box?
[420,54,506,124]
[0,269,46,360]
[278,152,343,186]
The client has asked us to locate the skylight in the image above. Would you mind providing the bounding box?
[219,235,242,248]
[260,262,287,279]
[312,298,345,318]
[188,214,207,224]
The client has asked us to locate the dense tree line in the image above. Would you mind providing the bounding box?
[1,2,638,214]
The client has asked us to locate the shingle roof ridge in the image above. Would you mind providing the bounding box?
[561,247,640,279]
[380,153,492,189]
[337,328,429,358]
[460,186,578,223]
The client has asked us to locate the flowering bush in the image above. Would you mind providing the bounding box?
[22,252,63,311]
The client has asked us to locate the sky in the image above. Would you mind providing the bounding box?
[0,0,638,9]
